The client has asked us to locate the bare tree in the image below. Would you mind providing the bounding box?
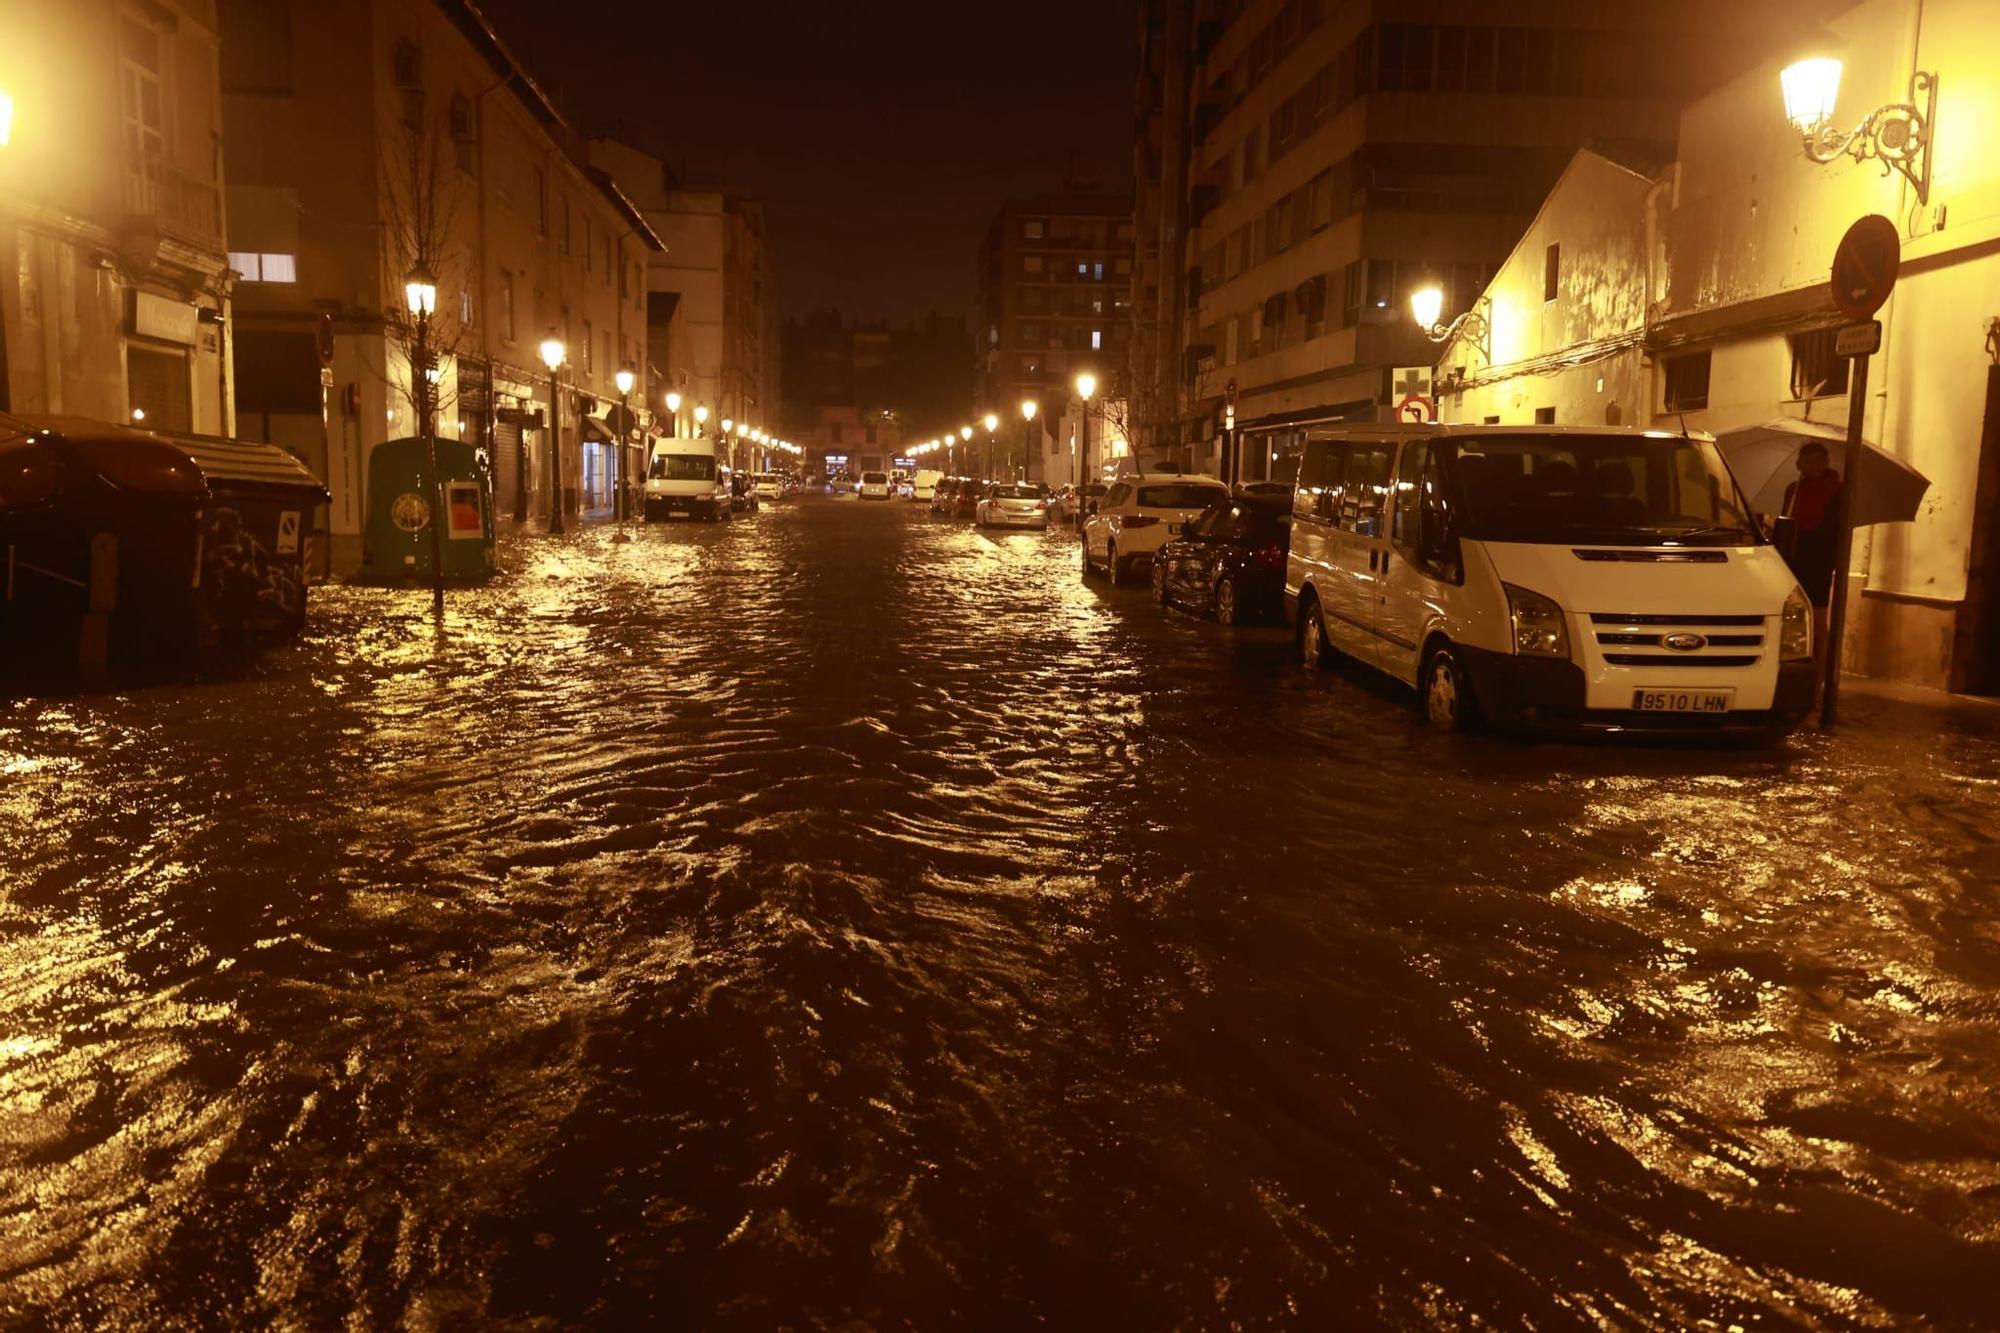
[377,110,471,435]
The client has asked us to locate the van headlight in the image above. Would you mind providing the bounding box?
[1780,587,1813,660]
[1504,583,1570,659]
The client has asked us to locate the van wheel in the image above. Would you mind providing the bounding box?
[1422,643,1478,731]
[1106,542,1122,586]
[1300,597,1331,671]
[1215,577,1239,626]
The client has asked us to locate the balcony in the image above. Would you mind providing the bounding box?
[124,153,223,247]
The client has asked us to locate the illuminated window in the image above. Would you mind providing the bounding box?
[229,252,297,283]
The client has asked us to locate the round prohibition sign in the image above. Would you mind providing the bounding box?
[1396,394,1434,424]
[1831,215,1900,321]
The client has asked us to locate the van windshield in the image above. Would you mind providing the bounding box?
[1450,434,1761,546]
[650,453,715,481]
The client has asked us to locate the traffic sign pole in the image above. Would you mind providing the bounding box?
[1818,215,1899,728]
[1821,349,1867,727]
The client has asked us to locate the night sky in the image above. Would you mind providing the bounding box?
[475,0,1139,324]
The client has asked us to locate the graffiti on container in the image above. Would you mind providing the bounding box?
[202,507,307,655]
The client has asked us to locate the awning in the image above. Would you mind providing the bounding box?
[0,414,327,504]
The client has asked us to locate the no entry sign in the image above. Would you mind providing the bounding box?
[1831,215,1900,321]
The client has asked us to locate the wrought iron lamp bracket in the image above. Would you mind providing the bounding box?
[1802,70,1936,203]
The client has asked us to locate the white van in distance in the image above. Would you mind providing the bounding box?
[643,437,730,521]
[911,469,944,501]
[1284,425,1817,736]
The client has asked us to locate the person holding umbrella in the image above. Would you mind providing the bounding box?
[1778,440,1844,653]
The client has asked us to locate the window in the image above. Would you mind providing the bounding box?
[228,252,297,283]
[392,39,422,89]
[1340,261,1361,328]
[561,196,572,256]
[1091,330,1102,350]
[1023,255,1044,274]
[500,271,516,341]
[1663,350,1711,411]
[533,166,547,235]
[1093,263,1104,281]
[1024,219,1045,239]
[119,17,166,160]
[460,288,473,326]
[1533,406,1556,424]
[1392,440,1429,550]
[582,319,593,373]
[603,235,613,287]
[1341,443,1395,536]
[1790,327,1851,399]
[1543,242,1560,301]
[583,216,592,271]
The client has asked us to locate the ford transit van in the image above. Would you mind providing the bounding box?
[1283,425,1816,736]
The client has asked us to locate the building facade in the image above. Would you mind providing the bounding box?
[1153,0,1803,484]
[220,0,661,572]
[975,193,1136,460]
[1438,0,2000,697]
[596,141,779,478]
[1,0,232,436]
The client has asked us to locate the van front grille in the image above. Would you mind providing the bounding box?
[1603,653,1761,668]
[1589,613,1764,626]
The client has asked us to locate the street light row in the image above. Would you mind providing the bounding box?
[907,374,1096,461]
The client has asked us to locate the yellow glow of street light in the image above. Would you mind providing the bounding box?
[1021,399,1038,421]
[695,405,710,425]
[1781,53,1843,134]
[960,425,973,441]
[538,336,565,370]
[1409,284,1444,332]
[1074,373,1096,401]
[404,264,439,317]
[614,365,636,395]
[982,413,999,432]
[664,390,683,413]
[0,90,15,150]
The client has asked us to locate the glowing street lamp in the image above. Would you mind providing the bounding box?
[1779,35,1936,204]
[1073,373,1097,500]
[1409,285,1445,334]
[0,89,14,150]
[540,335,568,534]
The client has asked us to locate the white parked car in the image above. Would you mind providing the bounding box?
[754,472,786,500]
[1284,424,1816,737]
[858,470,893,500]
[1081,474,1231,585]
[976,482,1050,529]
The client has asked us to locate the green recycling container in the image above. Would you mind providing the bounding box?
[358,436,495,582]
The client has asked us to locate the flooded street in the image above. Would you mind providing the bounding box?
[4,494,2000,1328]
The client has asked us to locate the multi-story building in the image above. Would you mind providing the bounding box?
[975,193,1136,471]
[595,141,779,476]
[1155,0,1802,485]
[1,0,232,434]
[220,0,662,571]
[1438,0,2000,698]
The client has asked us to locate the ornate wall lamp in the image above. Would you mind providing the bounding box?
[1780,42,1936,204]
[1409,285,1491,362]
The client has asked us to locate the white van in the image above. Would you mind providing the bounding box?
[1284,425,1817,736]
[911,468,944,501]
[643,437,730,521]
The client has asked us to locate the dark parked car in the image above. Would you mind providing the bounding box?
[1149,494,1291,625]
[930,476,963,515]
[950,477,984,520]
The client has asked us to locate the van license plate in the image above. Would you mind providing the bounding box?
[1632,689,1735,713]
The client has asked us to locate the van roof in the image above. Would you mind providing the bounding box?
[1295,423,1718,443]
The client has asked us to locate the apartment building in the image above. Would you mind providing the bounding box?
[975,194,1136,451]
[220,0,662,570]
[595,139,779,477]
[1166,0,1799,482]
[1,0,232,434]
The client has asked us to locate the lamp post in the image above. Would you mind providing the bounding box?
[613,363,637,532]
[1073,373,1096,518]
[404,264,445,615]
[540,334,567,534]
[1018,400,1037,483]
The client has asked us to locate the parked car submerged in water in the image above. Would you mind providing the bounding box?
[976,482,1050,530]
[1151,494,1291,624]
[1080,474,1231,585]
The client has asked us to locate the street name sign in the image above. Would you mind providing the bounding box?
[1831,215,1900,321]
[1834,320,1882,358]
